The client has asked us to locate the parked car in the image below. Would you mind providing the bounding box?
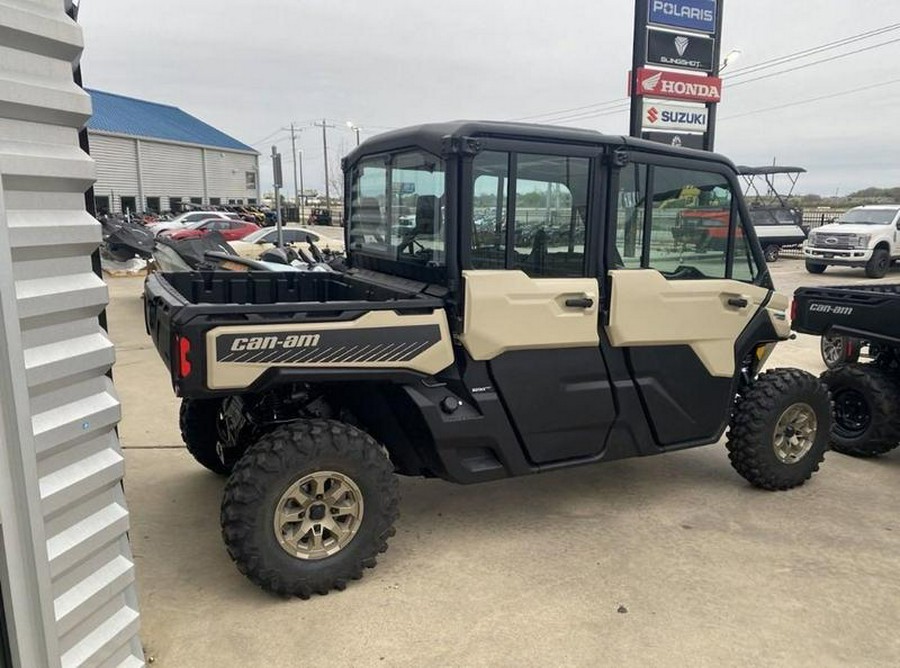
[163,218,260,242]
[804,204,900,278]
[228,226,345,259]
[148,210,241,237]
[307,207,333,226]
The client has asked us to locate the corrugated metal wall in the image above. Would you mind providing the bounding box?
[89,132,260,208]
[89,135,139,210]
[204,149,259,202]
[0,2,144,667]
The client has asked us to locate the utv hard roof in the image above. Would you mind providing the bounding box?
[345,120,737,170]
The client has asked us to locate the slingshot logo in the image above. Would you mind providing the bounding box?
[674,35,690,56]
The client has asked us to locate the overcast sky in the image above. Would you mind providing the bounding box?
[79,0,900,197]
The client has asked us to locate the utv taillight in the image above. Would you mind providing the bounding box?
[177,336,192,378]
[790,299,797,322]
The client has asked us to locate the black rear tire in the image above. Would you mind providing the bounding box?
[220,419,399,598]
[805,261,827,274]
[865,248,890,278]
[180,399,231,475]
[820,363,900,457]
[764,245,780,262]
[727,368,831,490]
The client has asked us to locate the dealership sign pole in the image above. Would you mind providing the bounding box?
[630,0,724,150]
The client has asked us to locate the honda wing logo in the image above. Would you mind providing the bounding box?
[674,35,690,56]
[641,71,663,92]
[646,106,660,123]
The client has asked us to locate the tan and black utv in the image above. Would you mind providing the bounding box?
[144,122,831,599]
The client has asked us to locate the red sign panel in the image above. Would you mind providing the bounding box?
[634,67,722,103]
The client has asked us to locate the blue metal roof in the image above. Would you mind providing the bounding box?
[86,89,256,153]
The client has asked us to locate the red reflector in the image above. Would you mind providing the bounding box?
[790,299,797,322]
[178,336,191,378]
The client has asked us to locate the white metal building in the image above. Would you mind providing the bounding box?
[87,89,260,215]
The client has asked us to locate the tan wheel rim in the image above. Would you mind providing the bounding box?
[773,403,817,464]
[273,471,364,560]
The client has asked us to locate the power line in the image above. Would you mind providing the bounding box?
[506,23,900,124]
[719,77,900,122]
[249,128,288,146]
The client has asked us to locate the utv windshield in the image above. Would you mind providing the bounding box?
[348,151,446,266]
[837,209,898,225]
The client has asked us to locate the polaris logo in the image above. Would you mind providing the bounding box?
[809,303,853,315]
[652,1,715,23]
[229,333,321,352]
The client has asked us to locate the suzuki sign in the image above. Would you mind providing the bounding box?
[635,67,721,102]
[648,0,717,34]
[646,28,715,72]
[642,99,709,132]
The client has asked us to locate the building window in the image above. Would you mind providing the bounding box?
[228,199,236,205]
[248,198,257,205]
[146,196,160,213]
[120,196,136,213]
[246,171,257,189]
[169,197,183,213]
[94,195,110,215]
[190,197,202,205]
[210,197,221,206]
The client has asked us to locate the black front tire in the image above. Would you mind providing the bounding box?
[220,419,399,598]
[805,261,827,274]
[180,399,231,475]
[865,248,890,279]
[727,368,831,490]
[820,364,900,457]
[764,245,780,262]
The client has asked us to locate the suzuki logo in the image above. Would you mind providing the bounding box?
[642,71,662,92]
[674,35,690,56]
[647,106,659,123]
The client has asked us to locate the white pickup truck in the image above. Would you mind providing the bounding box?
[804,204,900,278]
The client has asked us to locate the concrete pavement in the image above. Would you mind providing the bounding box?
[106,260,900,667]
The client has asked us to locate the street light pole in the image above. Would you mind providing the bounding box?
[298,149,305,224]
[290,122,299,221]
[346,121,361,146]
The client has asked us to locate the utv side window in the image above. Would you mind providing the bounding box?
[614,163,758,282]
[470,150,589,278]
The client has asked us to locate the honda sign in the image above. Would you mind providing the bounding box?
[646,28,715,72]
[642,99,709,132]
[635,67,721,102]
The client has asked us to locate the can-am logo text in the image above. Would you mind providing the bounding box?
[229,334,321,352]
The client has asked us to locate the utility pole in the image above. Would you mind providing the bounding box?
[314,118,335,217]
[298,149,306,224]
[271,145,284,247]
[290,123,299,221]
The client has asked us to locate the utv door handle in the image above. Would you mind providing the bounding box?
[727,297,749,308]
[565,297,594,309]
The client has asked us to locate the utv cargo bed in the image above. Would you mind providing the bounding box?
[792,283,900,343]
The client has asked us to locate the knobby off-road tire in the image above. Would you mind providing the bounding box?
[727,368,831,490]
[865,248,890,279]
[220,419,399,598]
[820,363,900,457]
[180,398,231,475]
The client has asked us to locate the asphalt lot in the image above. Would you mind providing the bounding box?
[108,257,900,667]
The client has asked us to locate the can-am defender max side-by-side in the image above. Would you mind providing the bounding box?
[144,122,832,598]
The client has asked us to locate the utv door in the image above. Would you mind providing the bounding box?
[605,157,776,446]
[460,147,617,464]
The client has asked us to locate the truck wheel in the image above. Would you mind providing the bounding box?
[180,399,231,475]
[805,261,827,274]
[865,248,890,278]
[820,334,860,369]
[820,364,900,457]
[764,245,780,262]
[220,419,399,598]
[726,368,831,490]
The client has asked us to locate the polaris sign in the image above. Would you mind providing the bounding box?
[642,100,709,132]
[649,0,717,34]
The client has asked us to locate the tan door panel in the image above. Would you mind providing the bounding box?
[605,269,772,377]
[460,270,599,361]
